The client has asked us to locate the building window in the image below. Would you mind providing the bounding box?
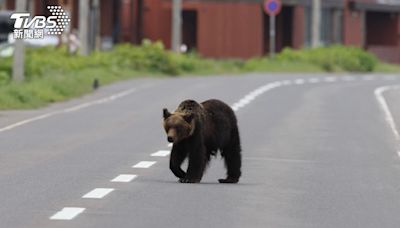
[304,7,343,47]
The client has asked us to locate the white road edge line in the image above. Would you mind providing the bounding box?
[0,112,59,133]
[132,161,157,168]
[82,188,114,199]
[0,88,137,133]
[151,150,171,157]
[111,174,137,183]
[374,85,400,155]
[49,207,85,220]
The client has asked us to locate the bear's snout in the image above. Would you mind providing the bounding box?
[167,136,174,143]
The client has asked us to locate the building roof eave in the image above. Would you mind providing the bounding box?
[282,0,344,8]
[182,0,345,8]
[350,1,400,12]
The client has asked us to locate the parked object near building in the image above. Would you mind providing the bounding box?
[0,10,13,43]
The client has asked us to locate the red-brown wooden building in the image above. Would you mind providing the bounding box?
[4,0,400,63]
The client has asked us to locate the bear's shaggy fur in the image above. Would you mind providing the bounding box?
[163,99,242,183]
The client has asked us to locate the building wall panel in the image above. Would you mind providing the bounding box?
[292,5,305,49]
[142,0,171,48]
[197,2,263,59]
[343,6,363,47]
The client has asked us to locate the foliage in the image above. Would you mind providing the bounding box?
[274,45,378,72]
[0,42,396,110]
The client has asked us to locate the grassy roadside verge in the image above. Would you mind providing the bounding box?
[0,41,399,110]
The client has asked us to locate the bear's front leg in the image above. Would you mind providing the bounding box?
[170,147,187,179]
[180,148,206,183]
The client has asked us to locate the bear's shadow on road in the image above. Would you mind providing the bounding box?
[151,179,259,186]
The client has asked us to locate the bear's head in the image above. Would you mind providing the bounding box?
[162,108,195,143]
[175,99,202,113]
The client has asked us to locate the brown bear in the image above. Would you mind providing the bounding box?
[162,99,241,183]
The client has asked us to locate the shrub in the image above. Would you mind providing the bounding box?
[276,45,378,72]
[0,42,393,110]
[0,71,10,86]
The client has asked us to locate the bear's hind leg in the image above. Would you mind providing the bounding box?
[219,130,241,184]
[219,148,241,183]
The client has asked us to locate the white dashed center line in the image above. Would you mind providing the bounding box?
[308,78,320,83]
[384,75,396,81]
[111,174,137,183]
[324,77,337,82]
[282,80,292,86]
[132,161,157,168]
[363,75,375,81]
[151,150,171,157]
[342,76,356,81]
[82,188,114,199]
[294,79,305,84]
[50,207,85,220]
[231,81,282,111]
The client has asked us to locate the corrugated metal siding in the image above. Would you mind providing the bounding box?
[292,5,305,49]
[343,5,363,47]
[143,0,171,48]
[197,2,263,58]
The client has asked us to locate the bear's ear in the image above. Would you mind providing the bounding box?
[163,108,171,119]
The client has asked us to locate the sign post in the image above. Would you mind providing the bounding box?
[269,14,275,59]
[263,0,282,58]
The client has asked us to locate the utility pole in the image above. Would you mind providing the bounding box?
[171,0,182,53]
[12,0,27,82]
[79,0,90,55]
[0,0,5,10]
[311,0,321,48]
[92,0,101,50]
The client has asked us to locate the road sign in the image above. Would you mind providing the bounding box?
[263,0,281,58]
[263,0,282,16]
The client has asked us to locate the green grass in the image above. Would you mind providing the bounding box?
[0,67,148,109]
[0,42,399,110]
[242,58,324,72]
[375,63,400,73]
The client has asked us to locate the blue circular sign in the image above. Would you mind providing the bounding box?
[268,2,278,11]
[263,0,282,16]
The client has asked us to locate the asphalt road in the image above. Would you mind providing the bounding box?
[0,73,400,228]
